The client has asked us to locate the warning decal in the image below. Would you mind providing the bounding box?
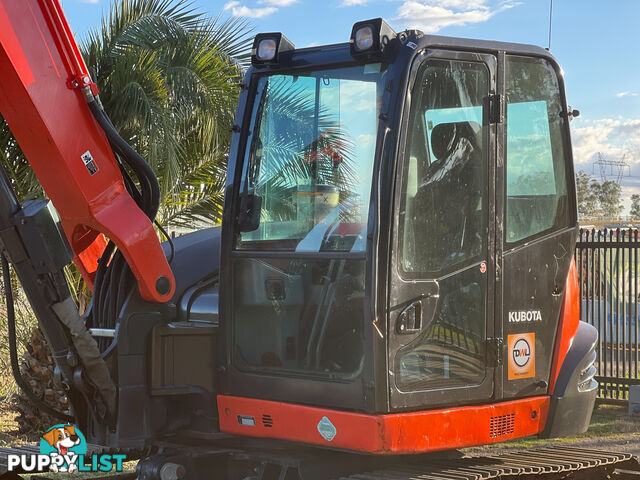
[81,150,99,175]
[507,332,535,380]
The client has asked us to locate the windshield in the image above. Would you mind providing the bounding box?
[236,64,385,252]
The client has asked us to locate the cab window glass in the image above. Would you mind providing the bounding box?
[400,59,487,275]
[505,56,570,244]
[236,65,384,253]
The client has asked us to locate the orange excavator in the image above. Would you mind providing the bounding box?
[0,1,637,478]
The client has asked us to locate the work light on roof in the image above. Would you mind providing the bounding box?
[350,18,397,59]
[257,39,277,61]
[354,26,374,51]
[251,33,296,67]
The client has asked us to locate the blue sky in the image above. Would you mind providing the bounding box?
[61,0,640,210]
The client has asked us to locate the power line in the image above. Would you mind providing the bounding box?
[593,152,631,185]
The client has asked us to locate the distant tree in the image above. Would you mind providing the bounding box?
[598,180,623,218]
[589,179,602,215]
[631,194,640,219]
[575,171,600,217]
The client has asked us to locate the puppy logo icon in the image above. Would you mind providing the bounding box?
[39,424,87,473]
[8,423,126,473]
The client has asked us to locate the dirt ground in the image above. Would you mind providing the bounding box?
[0,406,37,448]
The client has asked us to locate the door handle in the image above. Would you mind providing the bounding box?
[396,300,423,334]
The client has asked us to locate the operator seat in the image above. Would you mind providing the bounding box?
[411,121,483,272]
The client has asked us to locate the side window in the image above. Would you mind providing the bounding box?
[505,56,571,244]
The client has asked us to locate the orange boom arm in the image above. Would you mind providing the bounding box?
[0,0,174,301]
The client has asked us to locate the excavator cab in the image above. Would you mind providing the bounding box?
[0,4,603,475]
[212,21,593,451]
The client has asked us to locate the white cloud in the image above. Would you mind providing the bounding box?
[78,0,99,4]
[572,117,640,213]
[394,0,518,33]
[356,134,375,148]
[341,0,369,6]
[223,1,277,18]
[225,0,298,18]
[616,91,638,98]
[258,0,298,5]
[571,118,640,168]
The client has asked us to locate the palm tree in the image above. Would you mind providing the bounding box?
[1,0,251,227]
[0,121,42,201]
[82,0,251,228]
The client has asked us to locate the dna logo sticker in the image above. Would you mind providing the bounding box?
[507,333,535,380]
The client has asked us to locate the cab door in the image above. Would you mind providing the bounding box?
[388,50,497,409]
[499,54,576,399]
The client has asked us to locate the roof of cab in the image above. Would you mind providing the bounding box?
[293,33,551,57]
[251,30,558,72]
[266,29,556,72]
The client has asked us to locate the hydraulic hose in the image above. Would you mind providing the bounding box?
[85,92,172,352]
[86,99,160,219]
[2,253,74,423]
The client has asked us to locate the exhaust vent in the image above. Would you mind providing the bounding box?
[262,414,274,428]
[489,413,515,438]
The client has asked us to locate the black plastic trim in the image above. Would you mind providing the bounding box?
[541,321,598,438]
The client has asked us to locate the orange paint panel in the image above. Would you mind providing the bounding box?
[25,0,62,78]
[0,2,35,86]
[383,397,549,452]
[75,233,107,285]
[218,395,550,454]
[218,396,384,453]
[548,259,580,394]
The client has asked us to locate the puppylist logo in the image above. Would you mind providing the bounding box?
[7,424,126,473]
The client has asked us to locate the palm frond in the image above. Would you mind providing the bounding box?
[79,0,252,230]
[0,117,42,200]
[2,0,252,232]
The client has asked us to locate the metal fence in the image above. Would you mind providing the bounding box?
[575,228,640,404]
